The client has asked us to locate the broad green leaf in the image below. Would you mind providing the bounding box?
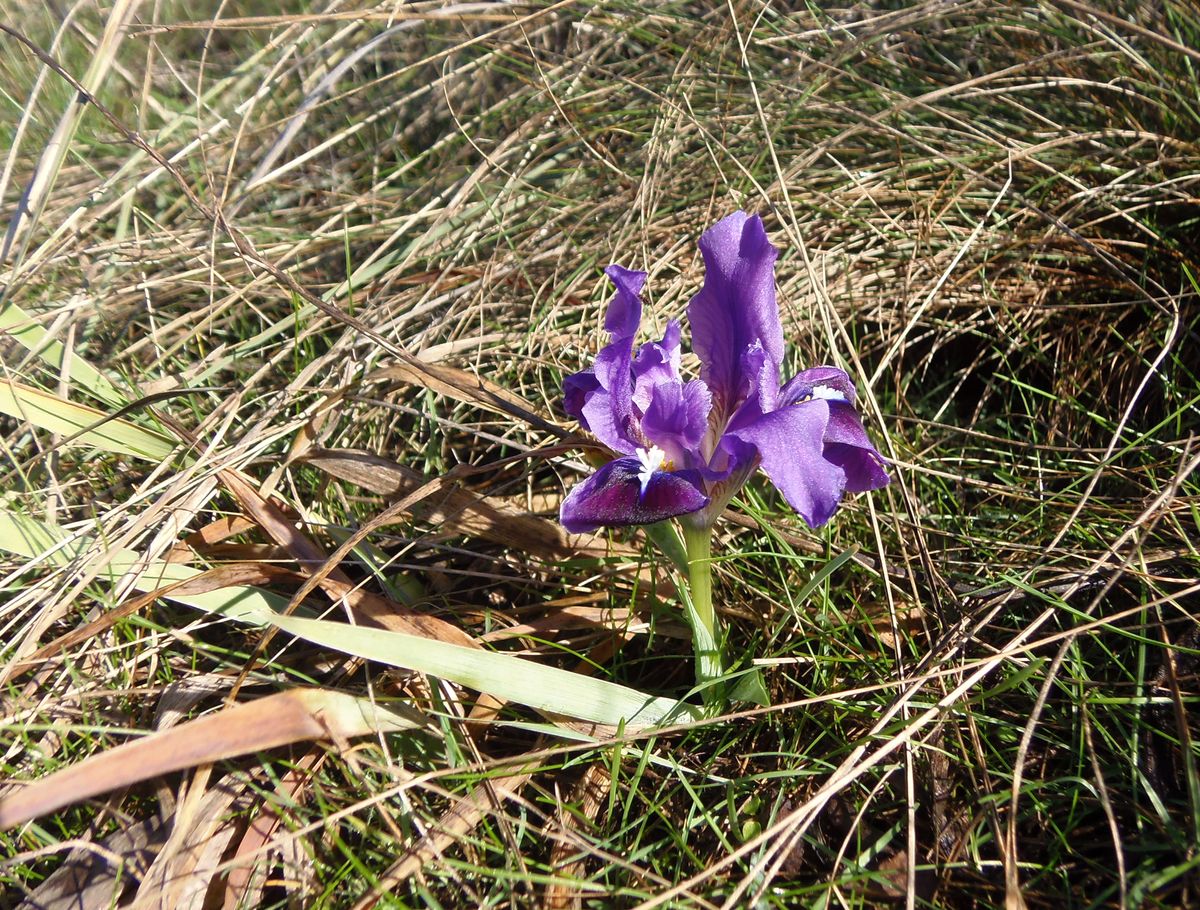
[726,666,770,707]
[0,380,176,462]
[271,613,701,729]
[0,510,288,626]
[0,510,696,729]
[0,302,128,409]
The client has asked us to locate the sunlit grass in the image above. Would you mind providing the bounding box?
[2,1,1199,907]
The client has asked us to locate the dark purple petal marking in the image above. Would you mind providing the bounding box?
[726,400,848,528]
[687,213,782,415]
[560,455,710,534]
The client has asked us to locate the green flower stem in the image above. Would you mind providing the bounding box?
[681,522,724,706]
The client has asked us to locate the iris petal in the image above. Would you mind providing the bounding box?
[640,379,711,466]
[724,341,781,434]
[779,365,857,406]
[563,369,600,422]
[824,402,890,492]
[560,456,709,534]
[577,266,649,455]
[687,213,782,415]
[601,264,646,336]
[726,400,848,528]
[631,320,683,411]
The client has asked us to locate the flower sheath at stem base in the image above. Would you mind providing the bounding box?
[681,522,723,708]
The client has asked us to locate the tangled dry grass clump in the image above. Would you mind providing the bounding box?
[2,1,1198,907]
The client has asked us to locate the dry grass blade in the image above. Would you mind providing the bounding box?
[371,362,563,437]
[301,446,622,560]
[220,752,324,910]
[0,688,428,830]
[4,0,1200,905]
[349,770,534,910]
[0,301,129,408]
[0,0,139,272]
[545,763,611,910]
[216,466,481,648]
[133,778,245,910]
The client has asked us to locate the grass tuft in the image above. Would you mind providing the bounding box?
[2,1,1199,907]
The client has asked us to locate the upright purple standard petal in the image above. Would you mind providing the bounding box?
[601,264,645,337]
[578,265,649,455]
[563,369,600,422]
[725,400,848,528]
[640,379,711,467]
[560,456,709,533]
[687,213,782,416]
[779,365,889,493]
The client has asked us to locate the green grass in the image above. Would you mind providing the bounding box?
[3,0,1200,907]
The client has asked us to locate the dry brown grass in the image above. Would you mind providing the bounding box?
[2,1,1199,907]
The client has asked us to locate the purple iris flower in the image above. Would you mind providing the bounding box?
[560,212,889,534]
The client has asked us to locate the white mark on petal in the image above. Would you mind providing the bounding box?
[635,445,667,496]
[810,384,846,402]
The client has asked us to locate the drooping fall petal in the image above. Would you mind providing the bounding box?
[560,456,709,533]
[725,399,848,528]
[823,401,890,492]
[779,364,858,406]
